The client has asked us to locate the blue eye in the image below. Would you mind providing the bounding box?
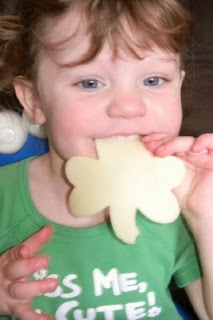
[143,77,164,87]
[79,79,102,89]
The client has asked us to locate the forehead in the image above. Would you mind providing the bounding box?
[40,7,180,66]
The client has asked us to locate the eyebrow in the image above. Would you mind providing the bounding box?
[141,57,180,70]
[52,49,180,72]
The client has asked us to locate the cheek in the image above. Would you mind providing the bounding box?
[45,105,81,133]
[154,95,182,132]
[165,102,182,133]
[45,111,98,158]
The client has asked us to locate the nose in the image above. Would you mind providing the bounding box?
[107,90,147,118]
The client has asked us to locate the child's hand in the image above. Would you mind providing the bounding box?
[144,133,213,221]
[0,226,57,320]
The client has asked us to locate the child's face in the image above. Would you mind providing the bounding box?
[18,14,185,164]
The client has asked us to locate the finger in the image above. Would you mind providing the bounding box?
[190,133,213,153]
[5,226,52,263]
[153,136,195,156]
[15,305,53,320]
[5,256,49,280]
[21,226,53,258]
[9,278,58,300]
[3,243,29,265]
[16,309,52,320]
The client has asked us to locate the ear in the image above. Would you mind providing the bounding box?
[14,77,46,125]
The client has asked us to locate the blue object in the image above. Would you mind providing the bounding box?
[0,134,49,166]
[175,303,192,320]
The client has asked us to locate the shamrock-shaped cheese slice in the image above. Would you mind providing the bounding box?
[65,138,186,244]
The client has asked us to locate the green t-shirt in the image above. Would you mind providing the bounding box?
[0,158,201,319]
